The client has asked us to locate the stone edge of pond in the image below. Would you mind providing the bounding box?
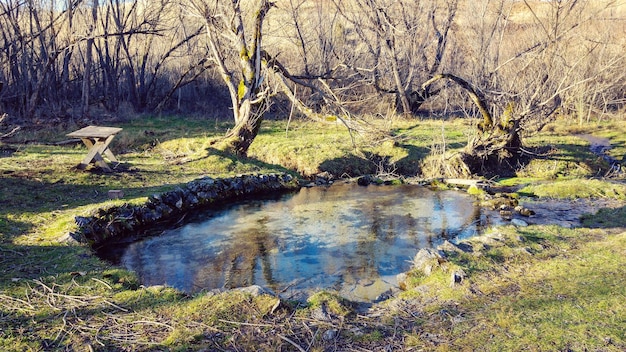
[68,173,300,245]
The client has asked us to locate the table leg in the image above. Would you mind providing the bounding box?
[101,135,119,163]
[77,138,100,169]
[77,137,115,172]
[91,147,112,171]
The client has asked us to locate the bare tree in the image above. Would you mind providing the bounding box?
[95,0,208,113]
[420,0,625,177]
[81,0,98,117]
[330,0,458,115]
[0,0,214,121]
[181,0,274,156]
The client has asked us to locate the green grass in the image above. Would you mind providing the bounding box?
[399,226,625,351]
[1,115,625,351]
[450,229,625,351]
[520,132,607,179]
[249,118,468,177]
[518,179,626,199]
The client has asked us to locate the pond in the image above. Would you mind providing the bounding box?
[98,183,495,302]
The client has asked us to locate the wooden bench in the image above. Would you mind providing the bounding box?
[67,125,122,172]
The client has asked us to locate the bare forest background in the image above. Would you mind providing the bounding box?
[0,0,624,135]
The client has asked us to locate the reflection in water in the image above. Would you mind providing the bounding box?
[103,183,485,301]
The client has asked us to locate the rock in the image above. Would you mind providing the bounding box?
[473,232,504,246]
[322,329,339,341]
[236,285,275,297]
[315,171,333,185]
[455,242,474,253]
[411,248,444,276]
[499,209,513,220]
[349,327,364,337]
[373,289,393,303]
[511,218,529,227]
[73,173,300,245]
[357,175,373,186]
[438,240,465,254]
[310,303,333,322]
[515,205,535,217]
[450,269,466,287]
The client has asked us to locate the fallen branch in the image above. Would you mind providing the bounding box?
[278,334,307,352]
[443,179,495,188]
[1,126,20,139]
[0,293,36,312]
[218,318,277,328]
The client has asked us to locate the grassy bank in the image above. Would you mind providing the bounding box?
[1,115,625,351]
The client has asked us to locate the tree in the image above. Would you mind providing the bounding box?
[82,0,98,117]
[184,0,274,157]
[331,0,458,115]
[420,0,624,177]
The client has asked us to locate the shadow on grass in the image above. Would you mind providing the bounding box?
[202,147,297,176]
[0,172,192,245]
[395,144,431,175]
[318,146,431,177]
[581,204,626,228]
[533,142,612,172]
[318,154,378,177]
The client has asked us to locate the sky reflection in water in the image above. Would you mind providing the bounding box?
[114,183,483,301]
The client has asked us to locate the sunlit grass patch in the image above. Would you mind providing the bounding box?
[518,179,626,199]
[451,230,625,351]
[159,290,284,348]
[400,226,625,351]
[250,118,470,177]
[305,290,354,318]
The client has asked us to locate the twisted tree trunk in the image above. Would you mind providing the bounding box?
[420,73,526,177]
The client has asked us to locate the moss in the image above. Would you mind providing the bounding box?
[306,291,353,318]
[239,47,250,60]
[467,184,486,196]
[237,79,247,101]
[581,206,626,227]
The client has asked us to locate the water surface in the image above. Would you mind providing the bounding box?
[101,183,486,301]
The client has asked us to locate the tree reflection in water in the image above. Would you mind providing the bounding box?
[113,183,486,301]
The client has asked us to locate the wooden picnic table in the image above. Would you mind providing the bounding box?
[67,125,123,172]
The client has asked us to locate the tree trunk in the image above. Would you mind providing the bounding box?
[201,0,273,157]
[82,0,98,117]
[225,102,265,157]
[419,73,526,178]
